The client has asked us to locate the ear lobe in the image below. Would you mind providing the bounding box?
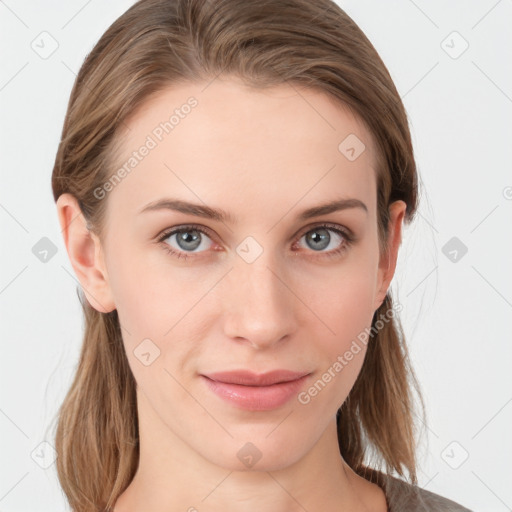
[374,200,407,310]
[56,193,116,313]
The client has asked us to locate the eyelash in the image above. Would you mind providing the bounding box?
[156,222,355,261]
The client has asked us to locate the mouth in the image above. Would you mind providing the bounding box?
[200,369,311,411]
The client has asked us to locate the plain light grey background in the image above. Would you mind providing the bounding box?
[1,1,511,511]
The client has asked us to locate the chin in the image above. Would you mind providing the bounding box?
[199,431,311,472]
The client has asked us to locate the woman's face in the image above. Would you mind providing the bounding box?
[70,77,405,471]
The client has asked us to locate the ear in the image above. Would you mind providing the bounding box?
[56,193,116,313]
[373,200,407,310]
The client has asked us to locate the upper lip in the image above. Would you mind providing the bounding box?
[202,369,310,386]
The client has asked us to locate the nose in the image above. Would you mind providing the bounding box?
[222,251,298,350]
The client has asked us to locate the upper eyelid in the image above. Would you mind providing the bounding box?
[157,223,215,242]
[157,221,354,246]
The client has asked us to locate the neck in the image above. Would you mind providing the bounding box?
[113,389,377,512]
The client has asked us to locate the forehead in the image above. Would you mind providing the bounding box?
[104,78,379,225]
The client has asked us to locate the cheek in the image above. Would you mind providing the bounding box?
[296,281,376,413]
[302,255,379,349]
[103,244,171,366]
[105,237,193,334]
[295,250,380,406]
[317,284,374,386]
[105,243,211,383]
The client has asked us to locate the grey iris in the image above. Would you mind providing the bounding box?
[176,230,202,251]
[306,228,330,251]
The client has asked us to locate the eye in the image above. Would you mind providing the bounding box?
[156,222,354,261]
[157,224,215,260]
[293,223,354,259]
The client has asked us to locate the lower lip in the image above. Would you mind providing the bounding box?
[201,375,309,411]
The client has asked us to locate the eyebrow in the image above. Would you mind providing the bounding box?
[138,197,368,223]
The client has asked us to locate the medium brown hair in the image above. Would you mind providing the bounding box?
[51,0,426,510]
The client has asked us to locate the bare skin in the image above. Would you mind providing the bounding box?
[57,76,403,511]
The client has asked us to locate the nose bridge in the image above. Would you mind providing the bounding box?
[222,242,296,347]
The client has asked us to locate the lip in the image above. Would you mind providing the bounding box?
[200,370,311,411]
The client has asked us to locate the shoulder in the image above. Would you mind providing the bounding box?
[382,473,474,512]
[384,475,472,512]
[359,467,475,512]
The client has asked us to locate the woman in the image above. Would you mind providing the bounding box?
[51,0,473,510]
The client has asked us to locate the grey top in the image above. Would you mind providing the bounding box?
[365,468,474,511]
